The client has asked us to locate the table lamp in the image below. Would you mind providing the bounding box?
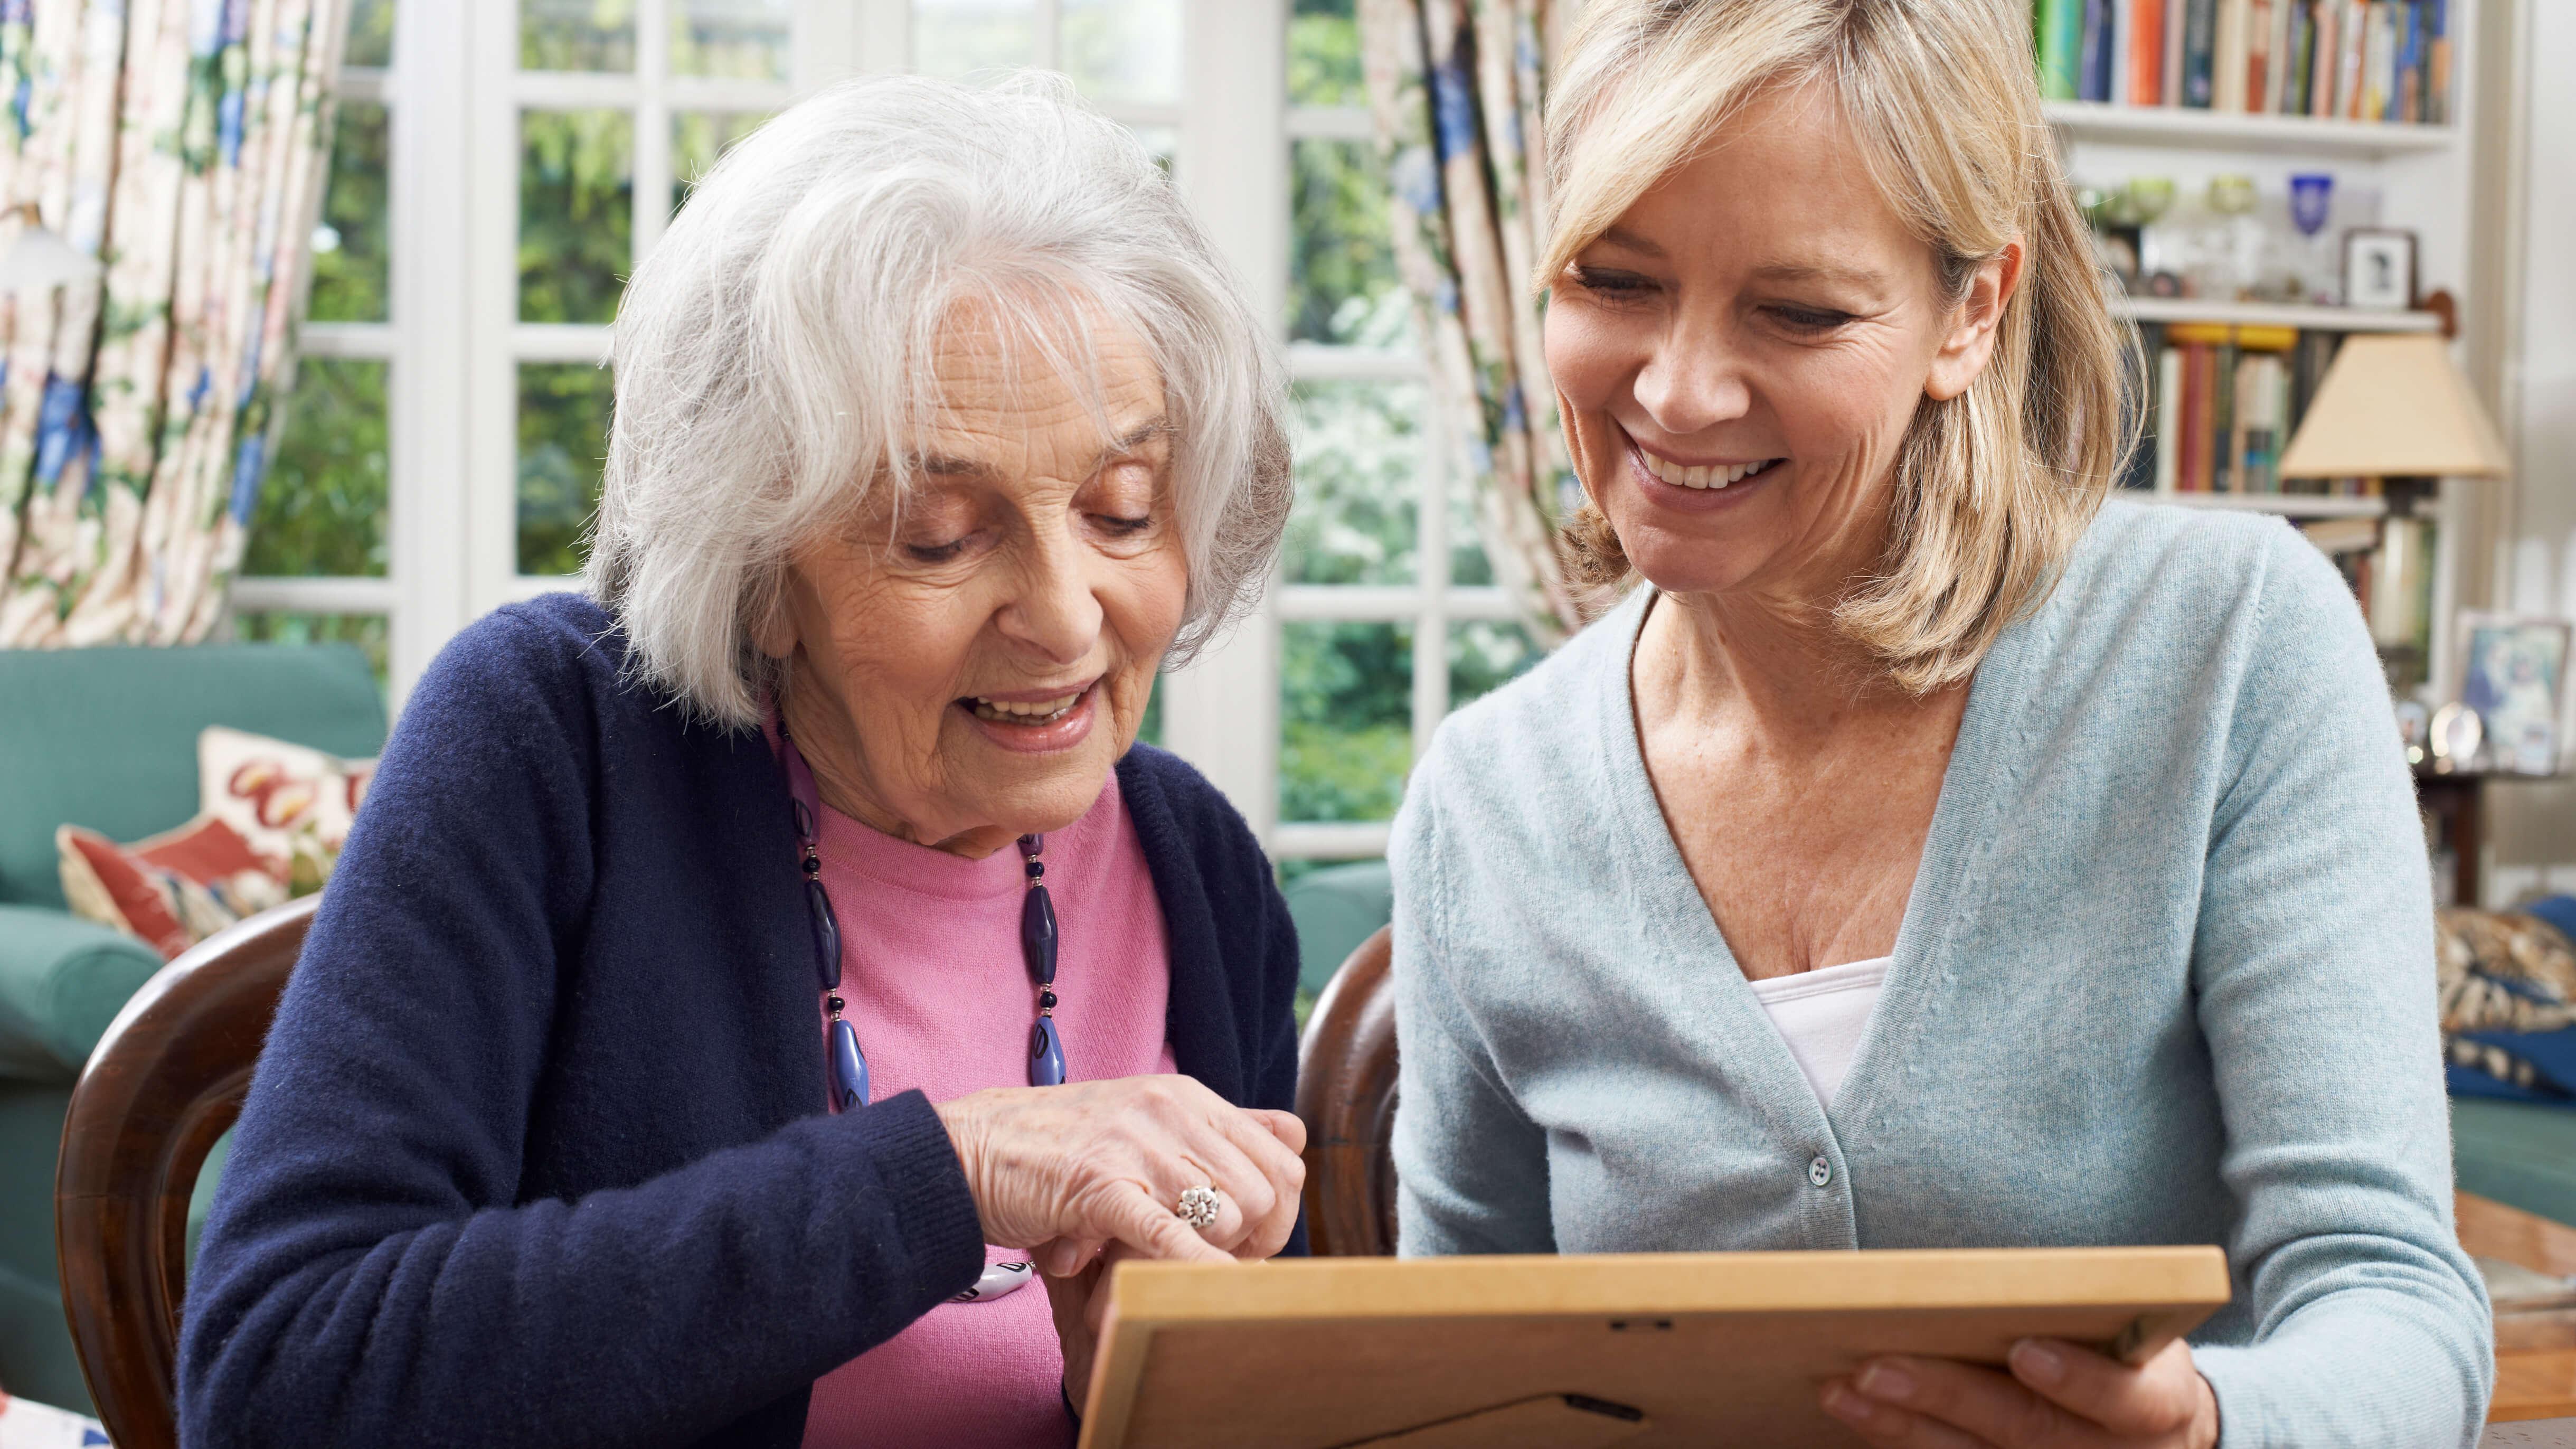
[2278,332,2512,672]
[2278,332,2511,511]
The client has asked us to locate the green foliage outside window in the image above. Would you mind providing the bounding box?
[308,100,389,323]
[522,0,637,71]
[1289,139,1411,347]
[344,0,395,68]
[233,611,391,685]
[1289,0,1362,107]
[1280,620,1412,823]
[518,363,615,577]
[248,359,389,578]
[520,109,633,325]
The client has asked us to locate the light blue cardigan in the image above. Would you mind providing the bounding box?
[1389,499,2493,1446]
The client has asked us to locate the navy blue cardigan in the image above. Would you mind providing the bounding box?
[177,595,1305,1449]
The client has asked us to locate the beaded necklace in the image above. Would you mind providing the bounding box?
[773,712,1059,1304]
[773,714,1072,1111]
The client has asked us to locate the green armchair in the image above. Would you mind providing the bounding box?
[0,642,384,1411]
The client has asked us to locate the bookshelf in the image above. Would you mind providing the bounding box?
[2044,100,2459,157]
[2041,0,2488,699]
[2113,296,2440,331]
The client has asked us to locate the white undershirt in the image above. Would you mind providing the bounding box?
[1747,957,1890,1107]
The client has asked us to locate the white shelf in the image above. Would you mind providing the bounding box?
[2155,492,2390,519]
[2043,100,2460,158]
[2113,297,2442,333]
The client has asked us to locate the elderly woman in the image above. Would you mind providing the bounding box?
[1390,3,2490,1446]
[180,74,1304,1448]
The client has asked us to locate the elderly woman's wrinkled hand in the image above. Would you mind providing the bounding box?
[933,1075,1306,1271]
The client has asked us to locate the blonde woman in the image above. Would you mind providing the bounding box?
[1388,3,2489,1446]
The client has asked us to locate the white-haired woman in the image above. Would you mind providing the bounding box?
[1391,3,2489,1446]
[181,74,1304,1449]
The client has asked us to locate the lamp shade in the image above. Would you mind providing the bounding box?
[2277,333,2511,480]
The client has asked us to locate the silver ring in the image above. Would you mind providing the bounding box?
[1176,1185,1222,1230]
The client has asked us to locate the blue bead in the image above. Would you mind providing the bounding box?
[1021,883,1058,985]
[830,1017,870,1110]
[1029,1015,1065,1087]
[804,879,842,990]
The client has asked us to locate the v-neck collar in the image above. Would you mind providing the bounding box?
[1594,586,2048,1147]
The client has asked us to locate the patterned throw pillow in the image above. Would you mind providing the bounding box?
[197,726,376,894]
[57,816,290,960]
[2435,906,2576,1099]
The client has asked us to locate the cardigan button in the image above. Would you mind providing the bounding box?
[1808,1155,1833,1188]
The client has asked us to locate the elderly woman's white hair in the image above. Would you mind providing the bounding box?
[589,72,1290,727]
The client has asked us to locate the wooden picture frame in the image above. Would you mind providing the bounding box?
[1077,1246,2232,1448]
[2342,227,2419,310]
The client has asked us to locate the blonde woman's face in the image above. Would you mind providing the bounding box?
[1544,81,2016,603]
[762,304,1186,855]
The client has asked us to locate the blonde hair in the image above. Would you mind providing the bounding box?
[1541,0,2129,692]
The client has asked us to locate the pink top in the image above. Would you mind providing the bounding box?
[797,771,1176,1449]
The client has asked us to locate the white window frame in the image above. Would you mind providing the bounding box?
[237,1,1505,859]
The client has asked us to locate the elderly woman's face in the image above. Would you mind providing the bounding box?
[764,305,1186,855]
[1544,82,2018,601]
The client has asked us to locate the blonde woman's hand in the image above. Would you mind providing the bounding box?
[1820,1338,2218,1449]
[932,1075,1306,1274]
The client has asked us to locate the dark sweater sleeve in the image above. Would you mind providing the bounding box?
[176,609,985,1449]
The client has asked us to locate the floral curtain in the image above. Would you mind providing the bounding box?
[1359,0,1583,642]
[0,0,347,647]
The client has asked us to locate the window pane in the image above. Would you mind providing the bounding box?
[914,0,1035,78]
[520,109,633,324]
[345,0,397,68]
[673,111,768,216]
[232,611,391,686]
[1449,468,1494,586]
[1280,620,1412,823]
[1289,138,1411,346]
[522,0,635,71]
[673,0,792,80]
[309,100,389,323]
[1285,380,1420,586]
[1288,0,1361,107]
[518,362,614,576]
[1062,0,1180,106]
[1448,619,1540,711]
[247,359,390,578]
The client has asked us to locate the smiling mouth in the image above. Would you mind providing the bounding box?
[1633,447,1784,490]
[963,689,1087,726]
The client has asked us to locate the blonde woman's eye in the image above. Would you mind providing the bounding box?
[1771,305,1854,332]
[1569,265,1656,299]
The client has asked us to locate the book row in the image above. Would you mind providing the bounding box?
[2036,0,2452,125]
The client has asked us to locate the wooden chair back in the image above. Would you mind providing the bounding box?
[1295,924,1399,1256]
[54,894,315,1449]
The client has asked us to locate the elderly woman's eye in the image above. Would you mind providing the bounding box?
[902,538,970,563]
[1093,513,1155,537]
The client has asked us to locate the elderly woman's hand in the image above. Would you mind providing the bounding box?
[1820,1338,2218,1449]
[934,1075,1306,1271]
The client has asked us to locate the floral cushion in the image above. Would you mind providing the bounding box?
[57,815,288,960]
[198,725,375,893]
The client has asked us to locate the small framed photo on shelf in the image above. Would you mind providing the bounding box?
[2342,228,2419,310]
[2456,613,2573,775]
